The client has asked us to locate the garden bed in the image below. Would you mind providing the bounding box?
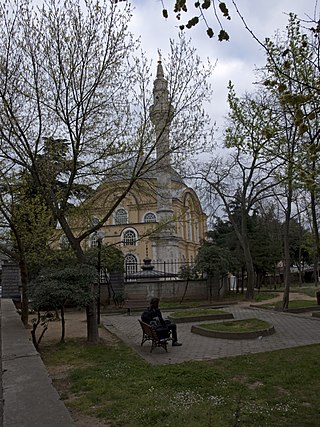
[253,299,320,313]
[168,308,234,323]
[191,318,275,340]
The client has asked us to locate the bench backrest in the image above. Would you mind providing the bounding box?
[138,319,159,341]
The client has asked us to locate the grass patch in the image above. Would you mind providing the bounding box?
[159,293,278,310]
[160,301,214,309]
[253,292,279,302]
[198,318,270,333]
[275,285,320,298]
[42,339,320,427]
[262,299,318,310]
[285,300,318,309]
[224,292,279,303]
[170,309,227,318]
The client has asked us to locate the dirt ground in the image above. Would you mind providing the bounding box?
[36,292,316,426]
[35,309,116,427]
[38,291,315,343]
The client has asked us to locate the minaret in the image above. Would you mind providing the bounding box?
[150,57,179,269]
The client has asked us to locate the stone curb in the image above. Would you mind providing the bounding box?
[168,313,234,323]
[191,322,275,340]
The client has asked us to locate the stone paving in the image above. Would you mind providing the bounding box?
[103,305,320,365]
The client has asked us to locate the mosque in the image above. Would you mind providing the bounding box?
[59,60,207,276]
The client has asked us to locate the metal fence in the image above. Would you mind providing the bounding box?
[124,259,203,281]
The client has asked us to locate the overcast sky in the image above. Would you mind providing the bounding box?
[129,1,317,136]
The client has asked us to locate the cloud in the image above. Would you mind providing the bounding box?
[128,0,316,131]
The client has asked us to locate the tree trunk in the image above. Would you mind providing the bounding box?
[60,305,65,343]
[86,283,99,344]
[310,187,320,285]
[282,176,293,311]
[69,236,99,344]
[241,268,245,294]
[240,214,255,299]
[19,260,29,327]
[180,276,189,304]
[228,208,255,299]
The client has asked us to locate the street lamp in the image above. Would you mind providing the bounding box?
[96,230,105,325]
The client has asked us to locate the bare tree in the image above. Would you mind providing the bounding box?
[0,1,214,341]
[261,15,320,307]
[195,89,283,299]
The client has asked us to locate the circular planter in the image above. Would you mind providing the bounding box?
[285,306,320,313]
[191,320,275,340]
[252,304,320,313]
[168,312,234,324]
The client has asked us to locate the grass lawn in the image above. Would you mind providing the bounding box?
[252,292,279,302]
[170,309,227,318]
[160,292,279,309]
[160,301,218,309]
[262,299,318,310]
[275,285,320,298]
[223,292,280,303]
[42,339,320,427]
[198,318,271,333]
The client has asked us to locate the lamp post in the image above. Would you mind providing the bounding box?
[96,231,105,325]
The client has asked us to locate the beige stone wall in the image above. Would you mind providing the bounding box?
[54,177,207,264]
[121,278,226,302]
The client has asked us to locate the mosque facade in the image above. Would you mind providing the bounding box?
[59,60,207,276]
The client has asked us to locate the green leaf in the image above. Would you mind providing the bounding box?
[202,0,211,10]
[219,2,230,19]
[207,27,214,38]
[218,29,230,41]
[186,16,199,29]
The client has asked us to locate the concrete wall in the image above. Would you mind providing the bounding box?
[121,277,227,302]
[1,263,20,299]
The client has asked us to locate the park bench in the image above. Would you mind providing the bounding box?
[124,299,148,315]
[138,319,172,352]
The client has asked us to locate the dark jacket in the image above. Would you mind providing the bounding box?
[141,307,166,327]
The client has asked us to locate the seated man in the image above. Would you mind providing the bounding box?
[141,297,182,346]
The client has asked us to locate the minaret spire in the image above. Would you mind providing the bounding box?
[149,56,179,269]
[150,53,174,165]
[157,50,164,79]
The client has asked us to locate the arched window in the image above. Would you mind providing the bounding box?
[144,212,157,223]
[90,234,98,248]
[187,210,192,241]
[180,219,184,239]
[123,229,137,246]
[91,217,100,227]
[194,221,199,243]
[59,235,70,249]
[115,208,128,225]
[125,254,138,275]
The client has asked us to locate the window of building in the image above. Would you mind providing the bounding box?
[91,217,100,227]
[194,221,199,243]
[90,234,98,248]
[123,229,137,246]
[125,254,138,274]
[114,208,128,225]
[187,210,192,241]
[59,235,70,249]
[144,212,157,223]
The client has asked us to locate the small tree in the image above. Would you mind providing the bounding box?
[85,244,124,305]
[0,1,214,342]
[29,264,96,346]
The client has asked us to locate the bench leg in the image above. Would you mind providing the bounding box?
[150,339,168,353]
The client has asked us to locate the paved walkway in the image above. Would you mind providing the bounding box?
[103,305,320,365]
[1,299,75,427]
